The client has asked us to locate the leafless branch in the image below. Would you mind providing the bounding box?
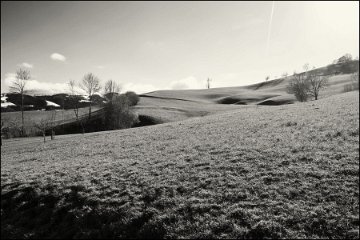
[80,73,101,119]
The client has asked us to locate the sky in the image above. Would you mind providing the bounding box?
[1,1,359,95]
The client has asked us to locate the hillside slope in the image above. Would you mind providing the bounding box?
[1,91,358,239]
[136,72,357,123]
[2,61,358,129]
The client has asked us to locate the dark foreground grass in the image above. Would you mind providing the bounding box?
[1,92,359,239]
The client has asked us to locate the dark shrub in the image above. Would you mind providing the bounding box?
[103,94,138,130]
[125,91,140,106]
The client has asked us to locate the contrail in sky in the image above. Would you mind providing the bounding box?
[266,1,275,55]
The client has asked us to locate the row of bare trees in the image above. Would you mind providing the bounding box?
[68,73,102,121]
[65,75,140,134]
[6,68,62,138]
[267,54,358,83]
[5,68,139,142]
[7,69,106,137]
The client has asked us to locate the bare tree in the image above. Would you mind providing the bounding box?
[286,72,310,102]
[9,68,30,136]
[34,119,52,143]
[104,79,121,101]
[80,73,101,119]
[33,109,59,143]
[288,63,328,101]
[307,73,329,100]
[303,63,310,72]
[68,80,85,134]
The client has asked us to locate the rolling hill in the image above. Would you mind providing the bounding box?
[1,91,358,238]
[2,71,357,137]
[1,59,359,238]
[2,60,358,130]
[134,71,358,124]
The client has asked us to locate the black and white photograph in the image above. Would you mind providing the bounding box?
[1,1,359,239]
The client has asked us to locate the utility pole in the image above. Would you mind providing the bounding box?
[206,78,212,89]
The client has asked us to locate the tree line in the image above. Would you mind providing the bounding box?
[1,70,140,144]
[287,60,359,102]
[266,53,358,82]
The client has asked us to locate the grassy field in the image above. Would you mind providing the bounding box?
[1,106,101,136]
[1,91,358,239]
[1,106,101,126]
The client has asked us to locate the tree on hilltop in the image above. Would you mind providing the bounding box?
[337,54,353,64]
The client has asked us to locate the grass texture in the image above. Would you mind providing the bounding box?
[1,91,359,239]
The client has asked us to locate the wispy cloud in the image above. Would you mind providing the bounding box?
[122,82,158,94]
[95,65,105,69]
[50,53,66,62]
[2,72,83,95]
[18,62,33,69]
[169,76,204,90]
[119,77,206,95]
[1,73,238,96]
